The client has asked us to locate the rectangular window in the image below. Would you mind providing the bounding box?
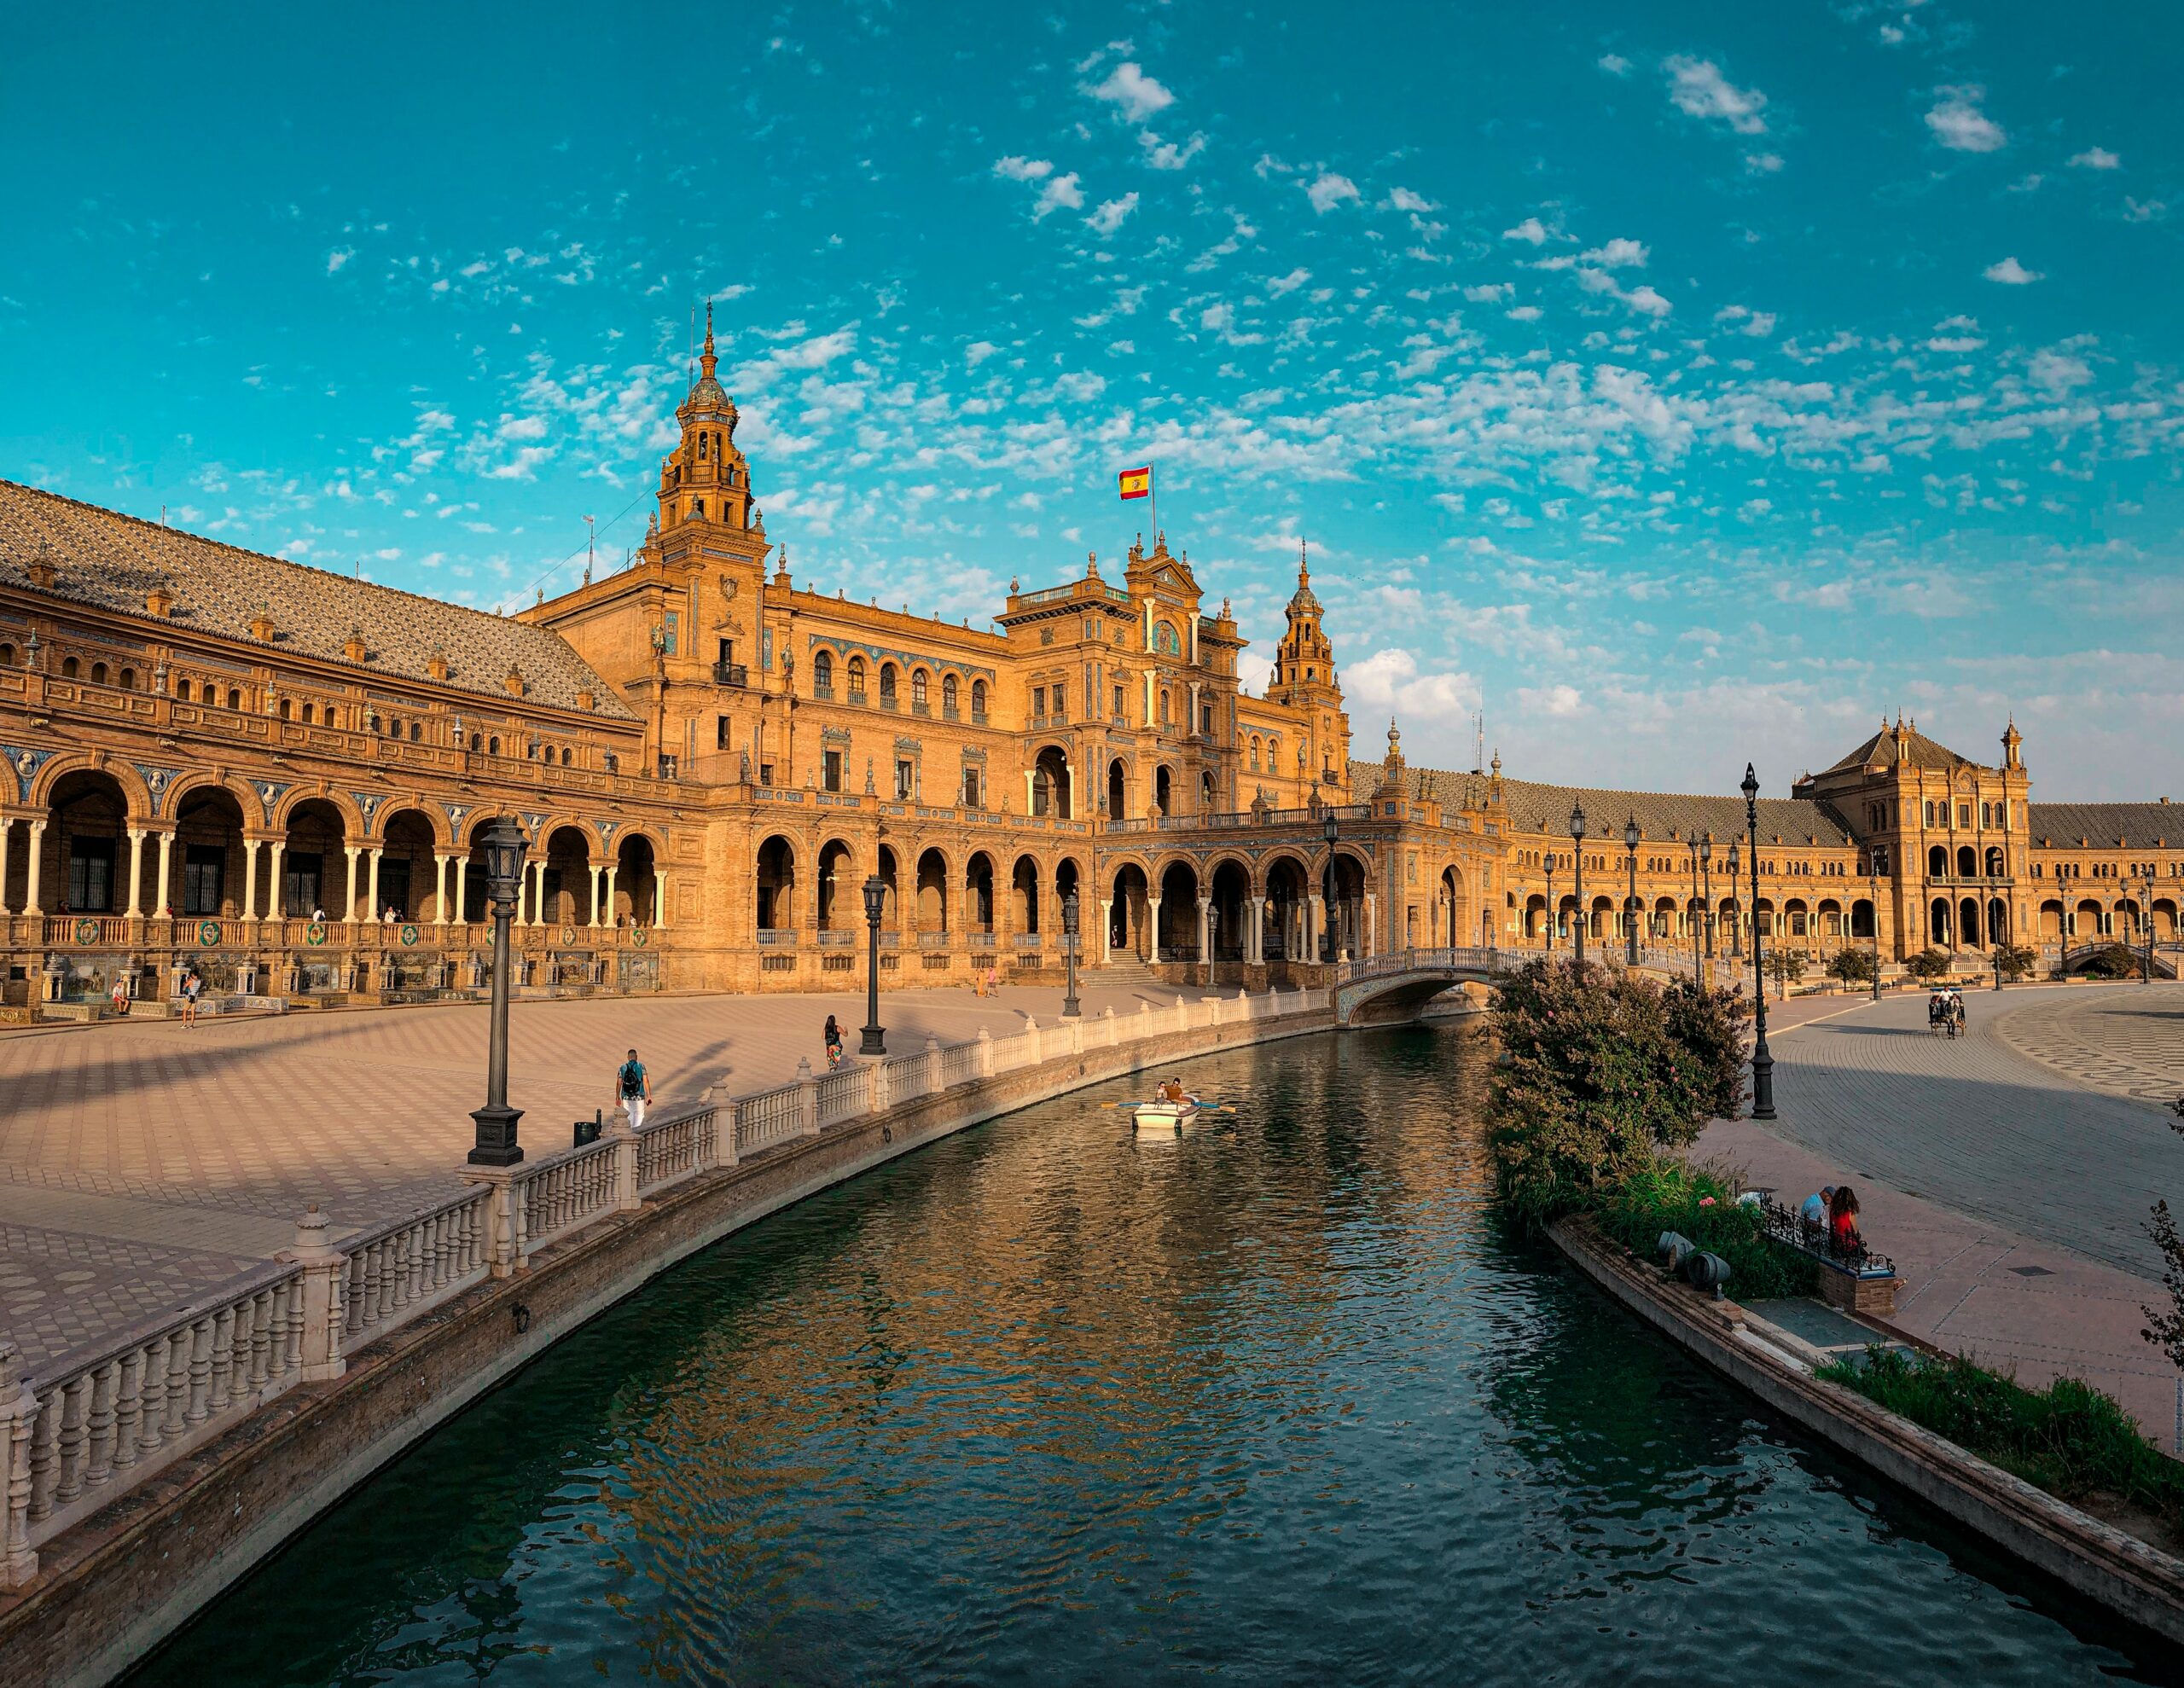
[823,750,842,792]
[717,637,734,665]
[68,835,116,913]
[1956,803,1972,828]
[963,769,982,809]
[182,844,225,916]
[895,759,915,799]
[717,716,730,751]
[282,852,323,919]
[758,762,775,786]
[1052,683,1066,722]
[1923,801,1936,827]
[1031,686,1046,720]
[1113,683,1125,721]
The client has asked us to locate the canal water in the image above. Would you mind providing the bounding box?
[136,1025,2169,1685]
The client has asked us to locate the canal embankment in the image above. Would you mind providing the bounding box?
[0,989,1339,1688]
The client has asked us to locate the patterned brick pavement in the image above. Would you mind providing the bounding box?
[1990,984,2184,1105]
[0,977,1228,1369]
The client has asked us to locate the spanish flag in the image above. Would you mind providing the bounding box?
[1118,465,1152,501]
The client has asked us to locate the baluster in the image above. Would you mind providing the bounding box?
[113,1349,142,1473]
[207,1306,235,1417]
[249,1287,274,1389]
[185,1317,214,1424]
[282,1280,305,1380]
[52,1375,88,1505]
[161,1329,189,1438]
[26,1393,58,1523]
[85,1360,118,1489]
[137,1340,169,1458]
[233,1294,258,1396]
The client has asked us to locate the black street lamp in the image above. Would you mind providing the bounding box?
[468,816,528,1167]
[1870,866,1884,1002]
[860,874,888,1054]
[1725,842,1740,957]
[1699,836,1714,986]
[1321,811,1340,962]
[1686,838,1700,977]
[2144,872,2157,986]
[1623,815,1641,967]
[1742,764,1776,1121]
[1061,889,1082,1018]
[1569,802,1588,969]
[1544,850,1556,953]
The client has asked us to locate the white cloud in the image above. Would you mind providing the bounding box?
[1343,647,1480,719]
[1578,269,1672,317]
[1141,131,1206,171]
[1084,61,1175,125]
[2029,348,2093,395]
[1464,282,1512,303]
[1664,55,1769,136]
[2068,147,2121,170]
[326,248,354,274]
[1086,193,1139,237]
[1507,304,1542,322]
[2124,197,2169,223]
[1581,237,1648,269]
[1502,216,1550,245]
[1385,187,1438,213]
[966,340,999,368]
[1035,173,1085,219]
[993,155,1054,183]
[1926,86,2006,153]
[1305,171,1362,213]
[1745,151,1784,176]
[1983,255,2042,285]
[1597,53,1631,77]
[1267,267,1312,295]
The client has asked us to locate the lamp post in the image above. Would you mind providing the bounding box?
[1623,815,1641,967]
[1726,842,1740,958]
[1686,840,1700,979]
[467,816,528,1167]
[1870,867,1884,1002]
[1544,852,1555,953]
[1742,764,1776,1121]
[1699,837,1714,989]
[1321,811,1340,962]
[1061,889,1083,1018]
[1570,802,1589,969]
[860,874,887,1054]
[2144,872,2157,986]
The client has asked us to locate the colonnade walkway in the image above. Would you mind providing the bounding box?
[1700,981,2184,1447]
[0,977,1234,1369]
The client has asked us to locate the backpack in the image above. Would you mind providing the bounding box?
[619,1060,644,1096]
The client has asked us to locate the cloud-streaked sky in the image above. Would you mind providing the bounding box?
[5,2,2181,798]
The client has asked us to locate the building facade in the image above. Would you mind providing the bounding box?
[2,326,2179,1012]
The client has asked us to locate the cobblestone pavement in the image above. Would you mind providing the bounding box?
[0,977,1233,1369]
[1989,984,2184,1105]
[1742,983,2184,1280]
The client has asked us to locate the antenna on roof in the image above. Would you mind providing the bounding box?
[1473,708,1484,776]
[583,514,595,585]
[160,503,167,527]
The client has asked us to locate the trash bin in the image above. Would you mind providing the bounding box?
[574,1109,602,1148]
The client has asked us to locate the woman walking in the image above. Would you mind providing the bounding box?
[823,1013,845,1070]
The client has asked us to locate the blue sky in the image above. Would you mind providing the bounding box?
[4,2,2181,798]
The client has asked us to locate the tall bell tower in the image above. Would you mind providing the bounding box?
[1266,543,1350,793]
[654,302,762,547]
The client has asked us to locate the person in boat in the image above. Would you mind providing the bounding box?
[1158,1076,1188,1105]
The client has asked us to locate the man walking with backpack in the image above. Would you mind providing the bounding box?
[614,1047,652,1129]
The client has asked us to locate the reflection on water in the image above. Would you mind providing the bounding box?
[136,1025,2167,1685]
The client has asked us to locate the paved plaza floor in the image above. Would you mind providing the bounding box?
[0,977,1230,1368]
[1699,981,2184,1448]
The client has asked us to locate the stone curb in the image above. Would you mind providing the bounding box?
[1548,1215,2184,1648]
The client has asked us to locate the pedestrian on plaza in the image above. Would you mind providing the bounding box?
[986,960,998,997]
[179,966,201,1028]
[108,976,131,1018]
[614,1047,651,1129]
[1799,1185,1836,1238]
[1828,1185,1863,1257]
[823,1014,845,1070]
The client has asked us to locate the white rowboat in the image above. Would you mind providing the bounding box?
[1133,1099,1200,1134]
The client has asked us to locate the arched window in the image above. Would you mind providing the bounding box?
[812,650,834,694]
[972,678,988,721]
[912,669,929,710]
[943,673,959,715]
[470,733,481,751]
[560,746,571,766]
[847,655,867,701]
[489,736,501,756]
[279,698,292,720]
[369,712,382,734]
[228,687,242,711]
[301,703,314,724]
[61,656,79,678]
[177,679,191,701]
[1927,844,1947,876]
[410,721,423,743]
[90,662,107,685]
[118,667,135,690]
[0,644,13,666]
[880,663,898,705]
[1250,736,1261,771]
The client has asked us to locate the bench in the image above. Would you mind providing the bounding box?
[1759,1198,1899,1318]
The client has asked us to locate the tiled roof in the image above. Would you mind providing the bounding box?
[2026,803,2182,849]
[1821,723,1975,774]
[1354,759,1856,848]
[0,479,635,720]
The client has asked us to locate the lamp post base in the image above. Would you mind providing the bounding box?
[859,1025,886,1056]
[468,1104,526,1167]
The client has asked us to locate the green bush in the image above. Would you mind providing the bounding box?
[2081,942,2140,979]
[1904,948,1953,983]
[1824,948,1876,985]
[1819,1348,2184,1524]
[1590,1161,1819,1301]
[1992,942,2038,983]
[1488,959,1746,1228]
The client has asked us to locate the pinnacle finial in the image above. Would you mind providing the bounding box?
[1298,539,1310,583]
[703,298,715,358]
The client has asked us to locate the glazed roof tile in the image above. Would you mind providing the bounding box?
[0,479,635,720]
[2026,803,2181,849]
[1351,760,1856,847]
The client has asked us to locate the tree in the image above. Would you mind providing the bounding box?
[1488,958,1747,1227]
[2082,943,2138,979]
[1904,948,1953,984]
[1764,948,1808,991]
[1991,943,2038,983]
[1825,948,1876,986]
[2141,1099,2184,1374]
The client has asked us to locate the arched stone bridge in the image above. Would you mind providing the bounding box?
[1333,946,1509,1026]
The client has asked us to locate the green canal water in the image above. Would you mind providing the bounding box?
[136,1025,2171,1685]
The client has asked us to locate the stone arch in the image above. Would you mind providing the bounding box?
[817,837,857,931]
[1107,860,1150,959]
[2072,897,2102,940]
[1153,763,1173,817]
[269,785,364,838]
[1850,897,1876,940]
[941,671,959,716]
[154,767,262,830]
[812,648,834,693]
[539,824,595,925]
[1107,757,1127,820]
[171,782,251,919]
[1032,745,1072,820]
[874,843,901,931]
[1984,844,2006,877]
[1958,896,1982,948]
[1816,897,1843,940]
[1987,896,2008,948]
[1956,844,1978,877]
[926,845,959,932]
[1927,844,1948,877]
[1156,858,1199,958]
[878,661,899,708]
[756,835,797,934]
[1930,896,1953,947]
[1442,864,1470,948]
[24,752,153,821]
[1210,857,1250,961]
[373,808,439,920]
[2039,898,2065,941]
[1263,853,1310,960]
[36,767,136,914]
[1010,852,1043,936]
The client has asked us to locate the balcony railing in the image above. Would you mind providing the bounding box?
[917,931,951,950]
[713,660,750,687]
[812,682,834,701]
[816,930,855,947]
[1013,933,1043,950]
[970,709,988,726]
[756,929,797,948]
[847,687,867,705]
